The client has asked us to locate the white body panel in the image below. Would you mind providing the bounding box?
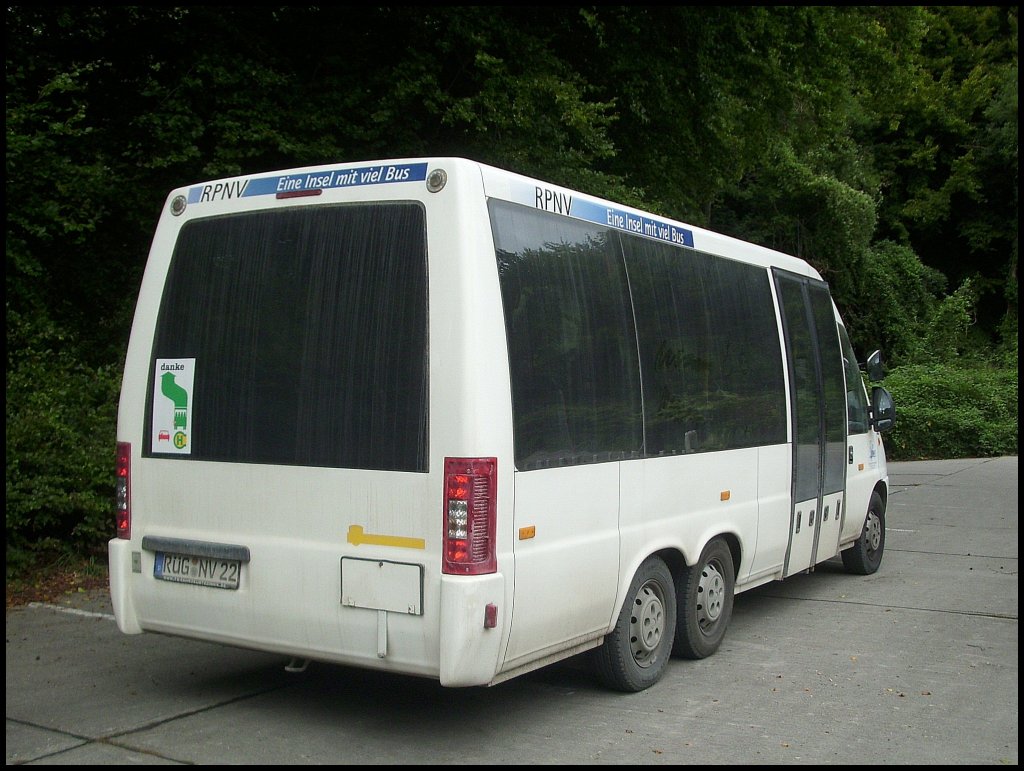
[504,464,620,669]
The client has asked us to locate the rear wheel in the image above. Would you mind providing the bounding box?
[592,556,676,692]
[673,538,735,659]
[842,491,885,575]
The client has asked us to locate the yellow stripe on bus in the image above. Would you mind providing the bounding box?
[346,525,425,550]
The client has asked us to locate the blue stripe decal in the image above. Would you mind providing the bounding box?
[187,162,429,204]
[569,199,694,248]
[509,179,694,248]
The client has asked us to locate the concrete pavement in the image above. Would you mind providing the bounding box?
[6,456,1017,764]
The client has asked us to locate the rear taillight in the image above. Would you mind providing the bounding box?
[115,441,131,539]
[442,457,497,575]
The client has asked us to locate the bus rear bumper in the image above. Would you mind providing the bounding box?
[438,573,507,687]
[108,538,143,634]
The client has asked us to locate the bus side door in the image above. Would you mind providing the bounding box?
[774,272,847,576]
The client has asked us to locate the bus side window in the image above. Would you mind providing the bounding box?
[839,326,869,434]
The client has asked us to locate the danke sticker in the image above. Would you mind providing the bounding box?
[152,359,195,454]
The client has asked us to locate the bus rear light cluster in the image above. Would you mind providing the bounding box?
[115,442,131,539]
[442,457,497,575]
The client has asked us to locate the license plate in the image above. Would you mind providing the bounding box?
[154,552,240,590]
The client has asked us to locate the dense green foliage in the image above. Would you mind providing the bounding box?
[884,364,1018,460]
[5,6,1018,573]
[6,322,119,573]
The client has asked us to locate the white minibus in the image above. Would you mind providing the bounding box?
[110,157,896,692]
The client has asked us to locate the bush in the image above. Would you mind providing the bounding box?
[882,363,1018,460]
[5,343,120,577]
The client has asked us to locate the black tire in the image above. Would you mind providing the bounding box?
[842,491,885,575]
[673,538,735,660]
[592,556,676,692]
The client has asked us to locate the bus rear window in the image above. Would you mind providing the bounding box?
[145,203,428,472]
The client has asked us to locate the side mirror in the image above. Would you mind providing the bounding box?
[870,386,896,433]
[865,350,885,382]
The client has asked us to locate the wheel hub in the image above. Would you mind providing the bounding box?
[865,511,882,551]
[696,561,726,628]
[629,581,666,667]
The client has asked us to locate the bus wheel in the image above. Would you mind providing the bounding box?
[841,491,885,575]
[592,556,676,692]
[673,538,735,659]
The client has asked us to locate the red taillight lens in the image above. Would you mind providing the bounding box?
[115,441,131,539]
[442,457,497,575]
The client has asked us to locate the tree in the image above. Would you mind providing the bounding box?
[5,6,1018,569]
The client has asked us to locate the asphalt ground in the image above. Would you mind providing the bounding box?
[6,456,1018,765]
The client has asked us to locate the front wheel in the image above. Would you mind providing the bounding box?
[673,538,735,660]
[592,556,676,692]
[842,491,885,575]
